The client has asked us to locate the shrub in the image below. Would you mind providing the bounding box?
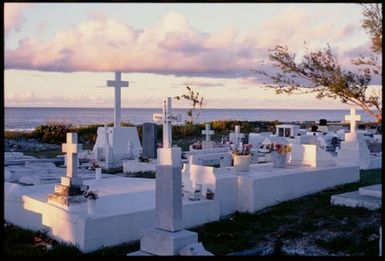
[33,122,73,144]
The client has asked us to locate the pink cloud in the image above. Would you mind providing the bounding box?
[5,10,372,81]
[4,3,33,34]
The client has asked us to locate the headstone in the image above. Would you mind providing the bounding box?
[106,71,129,127]
[229,125,245,150]
[48,133,88,207]
[335,108,376,169]
[344,108,361,142]
[319,119,327,126]
[92,72,142,169]
[276,124,299,137]
[202,123,214,142]
[142,122,157,159]
[289,144,334,167]
[187,151,232,168]
[201,123,215,150]
[131,98,211,256]
[153,97,182,149]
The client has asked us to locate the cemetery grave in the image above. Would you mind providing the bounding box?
[4,99,381,255]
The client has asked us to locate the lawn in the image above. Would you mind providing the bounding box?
[4,169,381,256]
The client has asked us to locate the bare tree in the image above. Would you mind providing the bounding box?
[255,4,382,123]
[174,86,204,124]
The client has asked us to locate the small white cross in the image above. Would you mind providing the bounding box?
[345,108,361,135]
[153,97,181,148]
[234,125,245,150]
[62,133,82,178]
[106,72,129,127]
[202,123,214,141]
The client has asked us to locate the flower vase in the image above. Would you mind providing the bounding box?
[272,151,287,168]
[87,199,96,214]
[233,154,251,172]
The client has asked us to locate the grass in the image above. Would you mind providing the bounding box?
[123,171,156,179]
[4,169,381,256]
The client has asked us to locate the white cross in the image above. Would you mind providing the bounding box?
[106,72,129,127]
[202,123,214,141]
[153,97,181,148]
[234,125,245,150]
[345,108,361,136]
[62,133,82,178]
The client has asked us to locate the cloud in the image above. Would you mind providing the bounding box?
[175,80,224,88]
[35,21,49,34]
[5,8,373,81]
[4,3,33,34]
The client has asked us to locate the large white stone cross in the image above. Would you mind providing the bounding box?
[62,133,82,178]
[345,108,361,136]
[202,123,214,142]
[153,97,181,149]
[106,72,129,127]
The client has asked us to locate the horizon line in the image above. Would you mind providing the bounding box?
[3,106,363,111]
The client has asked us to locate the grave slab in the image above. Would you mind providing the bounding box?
[235,163,359,213]
[330,191,381,210]
[4,177,219,253]
[359,184,382,198]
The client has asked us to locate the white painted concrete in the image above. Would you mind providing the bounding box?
[140,228,198,255]
[182,164,238,216]
[289,144,334,167]
[237,163,359,213]
[330,191,381,210]
[4,177,219,253]
[359,184,382,198]
[93,126,141,158]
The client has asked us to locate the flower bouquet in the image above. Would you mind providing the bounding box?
[271,143,292,168]
[233,144,253,156]
[233,144,253,172]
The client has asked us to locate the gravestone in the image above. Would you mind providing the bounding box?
[319,119,327,126]
[276,124,300,137]
[186,151,232,168]
[142,122,157,159]
[153,97,182,166]
[229,125,245,151]
[48,133,88,207]
[130,98,212,256]
[336,108,375,169]
[107,71,129,127]
[201,123,215,150]
[289,144,334,167]
[92,72,142,169]
[344,108,361,142]
[318,119,328,133]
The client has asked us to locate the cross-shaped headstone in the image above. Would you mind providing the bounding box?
[345,108,361,136]
[62,133,82,178]
[153,97,181,149]
[234,125,245,150]
[106,72,129,127]
[202,123,214,141]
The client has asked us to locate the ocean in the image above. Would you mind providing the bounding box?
[4,107,377,131]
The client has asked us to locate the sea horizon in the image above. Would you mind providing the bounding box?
[4,107,378,132]
[4,106,359,110]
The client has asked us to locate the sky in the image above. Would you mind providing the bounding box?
[4,3,381,109]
